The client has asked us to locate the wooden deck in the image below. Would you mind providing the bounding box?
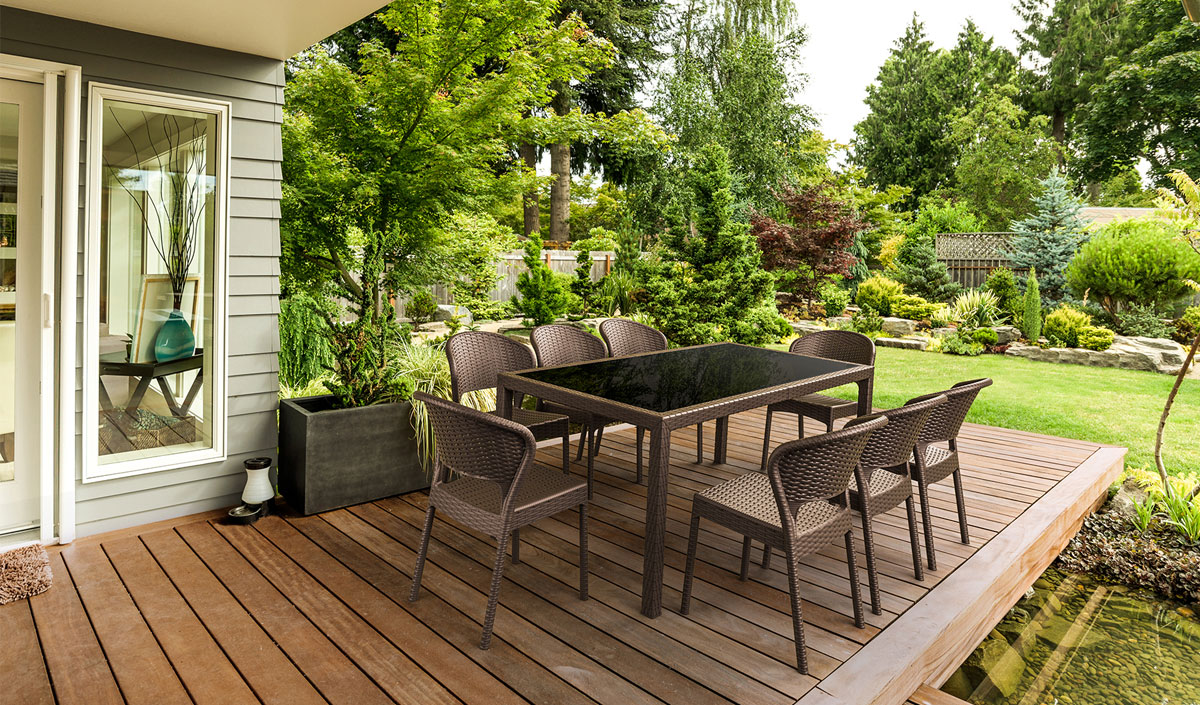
[2,409,1123,705]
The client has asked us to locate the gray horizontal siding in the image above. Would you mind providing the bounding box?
[1,8,284,537]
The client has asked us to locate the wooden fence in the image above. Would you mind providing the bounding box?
[935,232,1025,288]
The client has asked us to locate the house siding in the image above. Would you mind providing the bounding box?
[1,7,283,536]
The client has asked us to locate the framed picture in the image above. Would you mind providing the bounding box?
[130,275,200,363]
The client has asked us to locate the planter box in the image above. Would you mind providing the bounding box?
[279,395,428,515]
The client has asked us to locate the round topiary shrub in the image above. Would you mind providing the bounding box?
[1065,219,1200,318]
[971,327,999,346]
[1077,325,1115,351]
[819,281,852,317]
[891,293,940,320]
[855,275,903,317]
[1043,305,1093,348]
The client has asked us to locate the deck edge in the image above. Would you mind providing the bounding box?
[796,444,1126,705]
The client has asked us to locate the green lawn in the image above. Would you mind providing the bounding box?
[793,346,1200,477]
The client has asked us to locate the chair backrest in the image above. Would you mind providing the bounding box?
[789,330,875,366]
[531,324,608,367]
[599,318,668,357]
[908,378,993,445]
[445,330,536,402]
[766,415,886,529]
[846,394,947,471]
[415,391,535,496]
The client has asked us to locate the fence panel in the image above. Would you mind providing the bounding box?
[936,232,1025,289]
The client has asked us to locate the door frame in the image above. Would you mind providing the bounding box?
[0,54,82,545]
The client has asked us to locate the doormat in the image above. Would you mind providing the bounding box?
[0,544,53,605]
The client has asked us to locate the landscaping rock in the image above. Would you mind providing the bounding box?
[932,327,956,338]
[1004,336,1189,375]
[1108,478,1151,520]
[434,304,471,324]
[791,321,825,337]
[875,336,928,351]
[881,317,918,337]
[992,326,1021,345]
[826,316,852,329]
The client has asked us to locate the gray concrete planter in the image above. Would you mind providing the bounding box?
[279,395,428,515]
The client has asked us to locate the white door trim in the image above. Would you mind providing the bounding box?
[0,54,82,546]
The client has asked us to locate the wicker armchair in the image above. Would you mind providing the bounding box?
[409,392,589,650]
[905,378,993,571]
[598,318,706,478]
[531,324,611,497]
[760,331,876,470]
[842,394,947,614]
[679,415,886,673]
[445,330,571,473]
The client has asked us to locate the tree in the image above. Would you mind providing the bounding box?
[282,0,610,405]
[1015,0,1123,152]
[750,182,866,310]
[892,242,962,303]
[946,86,1059,230]
[643,143,789,345]
[1077,0,1200,186]
[1007,172,1088,303]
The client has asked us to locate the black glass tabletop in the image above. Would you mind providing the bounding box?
[515,343,863,414]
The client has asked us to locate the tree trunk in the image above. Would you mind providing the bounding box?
[1155,332,1200,498]
[520,141,540,236]
[548,83,571,243]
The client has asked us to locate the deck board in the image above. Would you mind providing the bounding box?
[12,408,1122,705]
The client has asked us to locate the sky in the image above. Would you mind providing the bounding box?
[796,1,1026,151]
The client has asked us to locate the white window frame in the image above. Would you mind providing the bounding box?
[82,83,230,482]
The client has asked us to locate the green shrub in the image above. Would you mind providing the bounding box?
[571,228,619,253]
[514,234,569,325]
[1044,305,1093,347]
[1022,267,1042,341]
[1065,219,1200,318]
[855,275,904,316]
[1078,325,1115,351]
[891,293,940,320]
[278,293,334,389]
[447,212,517,321]
[851,305,883,335]
[820,281,851,317]
[983,267,1022,321]
[948,289,1004,328]
[1171,306,1200,344]
[941,331,984,356]
[892,241,962,303]
[406,289,439,330]
[971,327,999,346]
[1114,303,1173,339]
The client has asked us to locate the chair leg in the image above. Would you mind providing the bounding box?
[696,422,703,464]
[844,530,865,630]
[586,427,595,500]
[916,476,938,572]
[480,532,511,650]
[680,514,702,615]
[739,536,752,581]
[562,431,571,474]
[576,425,587,461]
[408,505,436,602]
[579,505,589,600]
[905,496,925,581]
[760,408,774,472]
[825,418,835,433]
[798,413,806,439]
[859,510,882,615]
[593,425,604,457]
[784,549,809,674]
[511,528,520,564]
[952,469,970,545]
[761,544,772,570]
[636,428,645,485]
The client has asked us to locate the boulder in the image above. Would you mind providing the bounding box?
[881,317,918,337]
[932,327,957,338]
[992,326,1021,345]
[826,316,852,329]
[1108,478,1151,520]
[875,336,928,351]
[434,304,472,324]
[1004,337,1189,375]
[791,320,825,337]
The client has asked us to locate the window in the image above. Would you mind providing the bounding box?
[84,85,229,480]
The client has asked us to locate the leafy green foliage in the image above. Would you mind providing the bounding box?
[983,267,1023,322]
[855,275,904,317]
[892,240,962,303]
[1022,268,1043,341]
[907,197,985,242]
[1043,304,1093,347]
[1007,172,1087,303]
[971,327,999,346]
[514,234,570,326]
[940,331,985,356]
[1092,167,1158,207]
[1114,304,1173,339]
[1059,510,1200,602]
[641,143,789,345]
[1173,306,1200,345]
[948,289,1004,328]
[447,213,518,321]
[819,282,851,317]
[278,293,334,389]
[851,306,883,336]
[1077,325,1115,351]
[891,294,941,321]
[323,316,415,408]
[406,290,438,330]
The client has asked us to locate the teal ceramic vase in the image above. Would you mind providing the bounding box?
[154,309,196,362]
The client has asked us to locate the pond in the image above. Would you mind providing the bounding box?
[943,569,1200,705]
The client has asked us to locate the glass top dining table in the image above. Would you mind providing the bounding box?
[496,342,875,618]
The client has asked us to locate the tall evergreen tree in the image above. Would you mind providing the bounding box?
[1007,172,1088,303]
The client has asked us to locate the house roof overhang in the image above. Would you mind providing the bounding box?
[0,0,390,60]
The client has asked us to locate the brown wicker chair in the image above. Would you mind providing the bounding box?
[679,415,887,673]
[409,392,589,650]
[905,378,993,571]
[760,331,876,470]
[598,318,706,478]
[841,393,947,614]
[531,324,611,497]
[445,330,571,474]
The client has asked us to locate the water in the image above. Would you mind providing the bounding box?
[943,570,1200,705]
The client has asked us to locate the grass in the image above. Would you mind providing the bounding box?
[790,346,1200,477]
